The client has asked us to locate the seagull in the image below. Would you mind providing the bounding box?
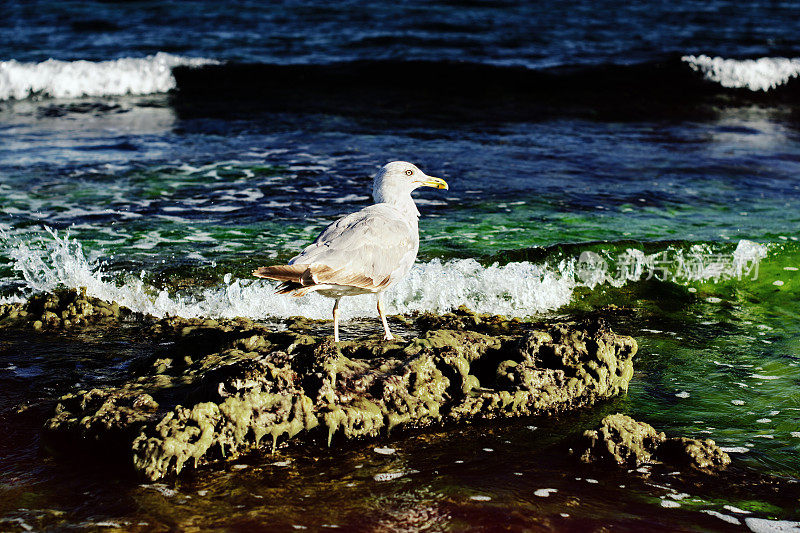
[253,161,448,342]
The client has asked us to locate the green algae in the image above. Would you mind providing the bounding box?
[45,389,160,447]
[4,289,640,481]
[576,413,731,470]
[49,310,636,479]
[0,288,125,330]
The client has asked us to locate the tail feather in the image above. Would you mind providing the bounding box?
[254,264,316,296]
[252,264,307,281]
[276,280,302,294]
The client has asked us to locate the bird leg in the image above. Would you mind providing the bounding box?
[332,297,341,342]
[377,295,394,341]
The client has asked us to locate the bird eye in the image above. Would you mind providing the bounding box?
[405,169,413,176]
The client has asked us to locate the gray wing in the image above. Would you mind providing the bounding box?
[289,204,418,290]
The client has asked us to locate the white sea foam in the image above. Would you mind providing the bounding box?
[751,374,780,380]
[724,505,751,515]
[0,228,770,321]
[373,471,412,482]
[0,295,25,305]
[702,510,741,525]
[745,517,800,533]
[373,447,396,455]
[720,446,749,454]
[0,53,217,101]
[682,55,800,92]
[2,228,580,320]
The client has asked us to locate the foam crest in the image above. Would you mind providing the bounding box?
[0,229,769,320]
[577,240,767,288]
[1,229,578,319]
[5,227,170,315]
[682,55,800,92]
[0,53,217,101]
[145,261,576,320]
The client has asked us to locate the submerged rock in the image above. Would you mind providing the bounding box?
[576,413,730,471]
[7,290,637,480]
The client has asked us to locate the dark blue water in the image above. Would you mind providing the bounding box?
[3,0,800,65]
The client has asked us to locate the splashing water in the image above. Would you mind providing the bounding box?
[0,53,217,100]
[0,227,770,320]
[682,55,800,91]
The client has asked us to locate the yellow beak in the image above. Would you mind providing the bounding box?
[418,176,449,190]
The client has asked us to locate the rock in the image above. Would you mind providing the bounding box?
[658,436,731,470]
[45,389,160,448]
[3,292,639,480]
[576,413,730,471]
[0,288,130,330]
[577,413,664,466]
[41,309,636,481]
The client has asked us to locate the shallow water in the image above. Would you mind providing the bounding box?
[2,0,800,530]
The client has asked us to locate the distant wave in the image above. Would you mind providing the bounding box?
[0,53,217,101]
[3,53,799,113]
[0,228,769,321]
[169,55,800,122]
[682,55,800,92]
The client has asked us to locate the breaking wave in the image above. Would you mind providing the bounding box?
[2,53,799,113]
[0,228,769,321]
[0,53,217,101]
[682,55,800,92]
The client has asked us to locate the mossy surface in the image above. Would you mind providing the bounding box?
[7,291,639,481]
[0,288,126,330]
[576,413,731,471]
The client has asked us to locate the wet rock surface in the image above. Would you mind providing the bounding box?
[576,413,731,470]
[0,288,127,330]
[5,291,638,480]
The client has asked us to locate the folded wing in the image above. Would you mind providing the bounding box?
[253,204,419,294]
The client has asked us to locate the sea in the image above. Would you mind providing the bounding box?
[1,1,799,530]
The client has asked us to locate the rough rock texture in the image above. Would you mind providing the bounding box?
[46,389,160,447]
[0,288,126,330]
[576,413,730,470]
[11,292,637,481]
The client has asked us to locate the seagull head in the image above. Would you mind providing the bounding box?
[372,161,448,204]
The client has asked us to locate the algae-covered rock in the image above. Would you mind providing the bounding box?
[576,413,665,466]
[45,389,159,447]
[658,436,732,470]
[0,288,126,330]
[414,305,523,336]
[576,413,730,471]
[33,296,637,481]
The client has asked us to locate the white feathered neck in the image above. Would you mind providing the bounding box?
[372,171,421,220]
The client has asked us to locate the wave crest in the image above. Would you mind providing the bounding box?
[0,229,769,320]
[0,53,217,101]
[2,54,799,111]
[682,55,800,92]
